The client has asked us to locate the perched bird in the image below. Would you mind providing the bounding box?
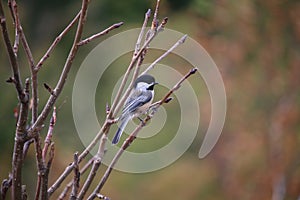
[112,74,157,144]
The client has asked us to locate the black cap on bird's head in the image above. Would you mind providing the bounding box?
[134,74,157,89]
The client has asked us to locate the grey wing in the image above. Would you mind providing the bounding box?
[121,90,152,117]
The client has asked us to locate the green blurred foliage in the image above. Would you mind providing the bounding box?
[1,0,300,199]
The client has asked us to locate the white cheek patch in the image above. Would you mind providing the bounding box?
[136,82,149,89]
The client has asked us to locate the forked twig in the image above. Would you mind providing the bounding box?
[35,11,81,71]
[58,158,95,199]
[141,34,187,75]
[78,22,124,46]
[77,134,108,199]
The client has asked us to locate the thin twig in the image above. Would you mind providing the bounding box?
[42,107,57,160]
[10,0,38,123]
[141,34,187,75]
[35,11,81,71]
[70,153,80,200]
[41,143,55,200]
[58,158,95,199]
[48,161,77,197]
[152,0,161,31]
[0,0,24,101]
[35,106,56,199]
[87,68,198,200]
[145,0,161,45]
[77,22,124,46]
[158,68,198,105]
[77,134,108,199]
[34,134,44,200]
[7,0,18,56]
[87,125,143,200]
[135,9,153,67]
[48,120,110,196]
[134,9,151,55]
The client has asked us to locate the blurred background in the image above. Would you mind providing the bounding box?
[1,0,300,199]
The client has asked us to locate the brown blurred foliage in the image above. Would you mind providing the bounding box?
[195,1,300,199]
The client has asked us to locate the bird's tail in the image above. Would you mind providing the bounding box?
[112,117,130,144]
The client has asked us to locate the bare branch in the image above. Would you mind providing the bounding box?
[87,126,143,200]
[8,4,45,200]
[78,22,124,46]
[151,0,161,31]
[134,9,151,55]
[48,162,76,196]
[77,134,108,199]
[6,0,18,56]
[58,158,95,199]
[0,0,24,101]
[48,120,110,196]
[42,107,57,161]
[141,34,187,75]
[35,11,81,71]
[10,0,38,123]
[135,9,152,67]
[34,135,44,200]
[11,78,30,199]
[41,143,55,200]
[70,153,80,200]
[158,68,197,105]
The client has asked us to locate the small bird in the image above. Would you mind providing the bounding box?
[112,74,157,144]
